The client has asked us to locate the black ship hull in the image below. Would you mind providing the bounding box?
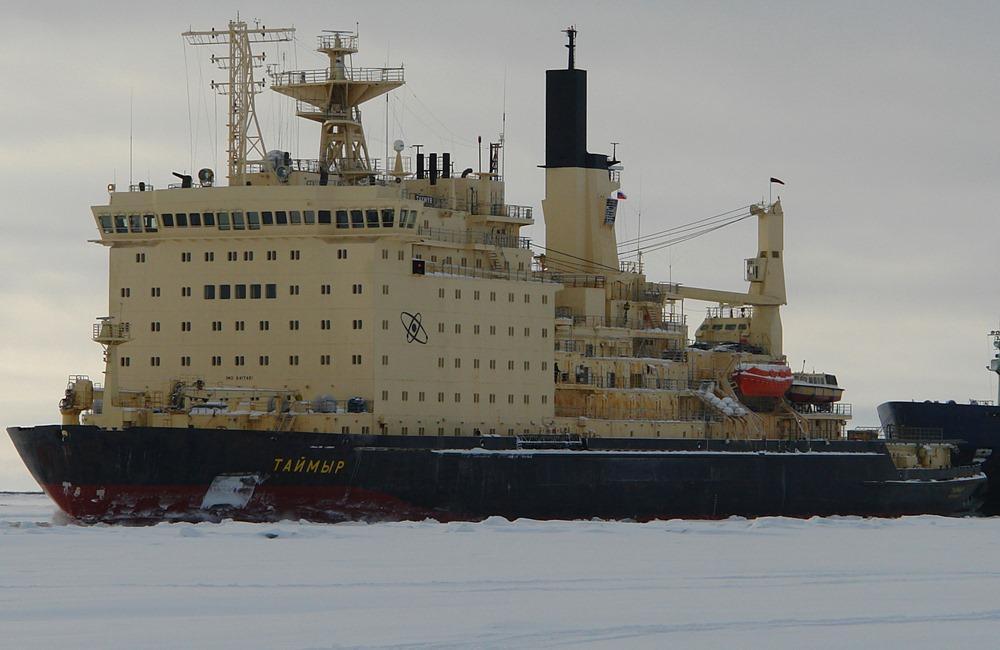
[8,424,985,523]
[878,400,1000,512]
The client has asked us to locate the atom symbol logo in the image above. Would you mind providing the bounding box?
[400,311,428,344]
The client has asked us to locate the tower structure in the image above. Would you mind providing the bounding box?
[270,31,404,184]
[183,20,295,185]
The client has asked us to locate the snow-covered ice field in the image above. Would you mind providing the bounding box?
[3,493,1000,649]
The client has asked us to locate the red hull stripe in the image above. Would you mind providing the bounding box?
[40,482,443,522]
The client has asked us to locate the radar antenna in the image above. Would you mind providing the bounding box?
[183,20,294,186]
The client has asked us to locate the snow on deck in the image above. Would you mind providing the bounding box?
[2,492,999,649]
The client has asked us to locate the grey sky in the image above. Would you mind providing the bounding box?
[2,1,998,488]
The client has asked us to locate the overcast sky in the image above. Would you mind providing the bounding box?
[2,1,999,489]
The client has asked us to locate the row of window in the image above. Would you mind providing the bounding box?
[437,288,548,305]
[100,208,419,235]
[136,249,365,264]
[124,354,549,370]
[196,284,365,299]
[143,317,546,339]
[437,358,549,372]
[124,355,363,367]
[379,390,547,405]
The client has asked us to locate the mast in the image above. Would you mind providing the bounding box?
[989,329,1000,404]
[270,31,404,185]
[183,20,294,186]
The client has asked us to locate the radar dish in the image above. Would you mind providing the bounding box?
[393,139,405,153]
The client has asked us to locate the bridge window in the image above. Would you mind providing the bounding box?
[276,210,288,225]
[303,210,315,224]
[232,211,245,230]
[114,215,128,233]
[381,209,394,227]
[176,213,188,227]
[129,215,142,232]
[335,210,348,228]
[366,209,380,227]
[261,211,273,225]
[351,210,364,228]
[189,213,201,226]
[160,214,173,228]
[203,212,215,227]
[217,212,230,230]
[246,211,260,230]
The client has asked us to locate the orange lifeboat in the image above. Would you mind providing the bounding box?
[732,363,793,398]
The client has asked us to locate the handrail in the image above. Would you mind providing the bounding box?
[424,261,551,283]
[417,225,530,249]
[271,67,404,86]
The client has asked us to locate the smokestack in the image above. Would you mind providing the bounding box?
[545,28,606,170]
[416,153,425,179]
[429,153,438,185]
[442,153,451,179]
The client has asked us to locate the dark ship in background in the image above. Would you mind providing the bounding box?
[879,330,1000,513]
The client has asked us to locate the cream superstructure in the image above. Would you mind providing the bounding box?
[60,22,850,443]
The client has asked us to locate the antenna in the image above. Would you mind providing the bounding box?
[128,89,134,189]
[501,67,507,181]
[563,26,577,69]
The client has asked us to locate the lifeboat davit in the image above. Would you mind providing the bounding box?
[732,363,793,398]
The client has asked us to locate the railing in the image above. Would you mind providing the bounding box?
[554,404,721,422]
[791,402,853,417]
[505,204,533,220]
[92,321,130,342]
[609,281,681,302]
[294,100,360,121]
[271,67,404,86]
[317,33,358,51]
[707,306,753,319]
[436,197,533,220]
[536,272,606,288]
[424,261,551,283]
[244,158,325,174]
[417,225,530,249]
[556,374,693,391]
[553,312,686,332]
[128,183,154,192]
[384,156,413,175]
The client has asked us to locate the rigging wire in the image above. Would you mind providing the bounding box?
[617,205,751,248]
[619,212,755,257]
